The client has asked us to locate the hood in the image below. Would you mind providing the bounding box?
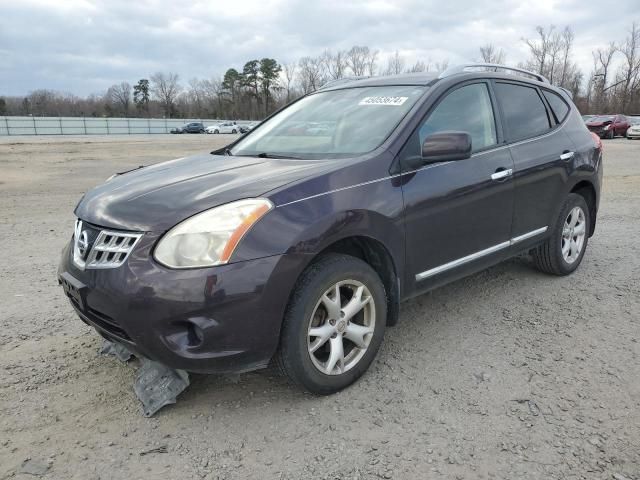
[75,153,332,232]
[586,120,612,127]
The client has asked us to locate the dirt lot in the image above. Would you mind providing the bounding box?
[0,134,638,480]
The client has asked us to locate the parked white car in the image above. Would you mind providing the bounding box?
[206,122,240,134]
[627,117,640,139]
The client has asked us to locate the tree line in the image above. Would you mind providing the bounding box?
[0,23,638,119]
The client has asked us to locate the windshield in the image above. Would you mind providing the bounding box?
[590,116,614,122]
[230,85,426,159]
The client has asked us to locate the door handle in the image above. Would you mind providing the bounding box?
[560,151,575,161]
[491,168,513,181]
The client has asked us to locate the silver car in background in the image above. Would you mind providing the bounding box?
[627,117,640,139]
[206,122,240,134]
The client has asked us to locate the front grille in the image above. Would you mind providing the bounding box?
[73,219,142,270]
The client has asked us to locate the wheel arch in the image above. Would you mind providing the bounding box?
[316,235,401,326]
[570,180,597,236]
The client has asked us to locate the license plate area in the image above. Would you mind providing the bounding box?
[59,272,87,311]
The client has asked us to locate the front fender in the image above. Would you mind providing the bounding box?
[232,177,406,285]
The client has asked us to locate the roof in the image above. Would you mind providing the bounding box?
[317,63,553,92]
[318,72,440,90]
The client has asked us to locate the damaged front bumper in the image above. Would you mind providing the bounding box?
[57,237,306,374]
[100,338,190,417]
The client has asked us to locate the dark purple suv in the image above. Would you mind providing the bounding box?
[59,64,602,394]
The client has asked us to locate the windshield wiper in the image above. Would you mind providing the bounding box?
[255,152,302,159]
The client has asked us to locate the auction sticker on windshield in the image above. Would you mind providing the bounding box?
[359,96,408,106]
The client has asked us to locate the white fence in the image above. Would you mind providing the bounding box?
[0,117,251,136]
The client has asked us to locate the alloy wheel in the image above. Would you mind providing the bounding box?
[561,206,586,264]
[307,280,376,375]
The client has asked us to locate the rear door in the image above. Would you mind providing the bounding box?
[400,81,515,293]
[493,81,574,247]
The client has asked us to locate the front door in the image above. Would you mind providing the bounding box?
[400,81,515,293]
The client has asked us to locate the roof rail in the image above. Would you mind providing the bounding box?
[439,63,549,84]
[318,76,370,90]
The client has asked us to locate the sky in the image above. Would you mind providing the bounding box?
[0,0,637,97]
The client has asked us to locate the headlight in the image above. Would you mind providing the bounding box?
[603,125,610,130]
[154,198,273,268]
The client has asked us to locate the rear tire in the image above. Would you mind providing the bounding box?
[532,193,590,276]
[275,254,387,395]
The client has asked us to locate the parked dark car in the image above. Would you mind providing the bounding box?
[171,122,205,134]
[59,64,602,395]
[586,114,629,139]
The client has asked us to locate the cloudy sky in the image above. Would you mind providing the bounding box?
[0,0,637,96]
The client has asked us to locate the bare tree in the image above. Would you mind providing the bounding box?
[546,29,564,83]
[558,27,574,87]
[383,50,405,75]
[202,77,226,117]
[618,22,640,112]
[523,25,582,92]
[406,60,426,73]
[434,59,449,72]
[593,43,617,86]
[479,44,506,64]
[366,49,379,76]
[346,46,370,76]
[187,78,207,117]
[589,43,617,112]
[150,72,182,118]
[322,50,347,80]
[524,25,556,76]
[106,82,131,116]
[282,62,298,102]
[298,56,327,93]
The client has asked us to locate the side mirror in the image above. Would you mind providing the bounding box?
[421,131,472,163]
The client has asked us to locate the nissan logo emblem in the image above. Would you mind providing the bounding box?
[77,230,89,259]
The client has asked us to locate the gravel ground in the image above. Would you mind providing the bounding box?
[0,134,638,480]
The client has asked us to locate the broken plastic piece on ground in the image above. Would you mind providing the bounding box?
[133,359,190,417]
[100,338,133,362]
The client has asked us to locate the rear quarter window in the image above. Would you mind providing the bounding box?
[495,82,551,142]
[542,90,570,123]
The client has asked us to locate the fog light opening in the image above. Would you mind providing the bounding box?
[186,321,204,347]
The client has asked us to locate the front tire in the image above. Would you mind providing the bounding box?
[607,129,614,139]
[275,254,387,394]
[532,193,590,276]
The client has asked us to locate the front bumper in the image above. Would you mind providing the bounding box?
[58,233,310,374]
[627,131,640,139]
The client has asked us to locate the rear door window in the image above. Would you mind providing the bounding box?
[495,83,551,142]
[542,90,570,123]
